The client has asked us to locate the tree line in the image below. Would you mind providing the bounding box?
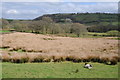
[1,13,119,36]
[1,17,87,37]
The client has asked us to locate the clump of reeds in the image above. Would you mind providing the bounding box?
[100,57,110,64]
[66,55,85,63]
[82,56,91,62]
[109,56,119,65]
[89,55,100,62]
[110,58,117,65]
[26,53,37,62]
[10,53,28,63]
[20,54,29,63]
[10,53,21,63]
[66,55,75,61]
[52,54,66,62]
[1,52,119,65]
[2,53,11,62]
[112,56,120,62]
[32,54,44,62]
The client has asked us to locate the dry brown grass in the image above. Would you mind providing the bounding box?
[0,32,119,65]
[0,32,118,54]
[2,53,11,62]
[1,52,119,65]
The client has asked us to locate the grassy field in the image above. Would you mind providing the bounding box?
[2,62,118,78]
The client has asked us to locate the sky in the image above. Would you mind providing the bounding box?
[1,2,119,20]
[1,0,120,2]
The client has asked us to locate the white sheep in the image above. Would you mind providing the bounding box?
[84,63,93,69]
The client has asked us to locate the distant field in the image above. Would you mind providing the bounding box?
[2,62,118,78]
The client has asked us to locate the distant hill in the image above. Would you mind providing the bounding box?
[34,13,118,25]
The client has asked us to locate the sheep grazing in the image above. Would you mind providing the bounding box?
[84,63,93,69]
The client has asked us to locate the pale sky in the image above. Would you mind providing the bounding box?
[1,2,119,19]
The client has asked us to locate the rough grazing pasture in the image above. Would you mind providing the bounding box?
[0,32,119,64]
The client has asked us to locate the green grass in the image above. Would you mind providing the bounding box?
[0,30,11,33]
[88,32,107,35]
[2,62,118,78]
[87,32,108,37]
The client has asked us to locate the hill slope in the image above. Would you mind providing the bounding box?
[34,13,118,25]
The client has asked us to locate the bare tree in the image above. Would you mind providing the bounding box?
[71,23,87,37]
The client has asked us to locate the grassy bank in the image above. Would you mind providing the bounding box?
[2,62,118,78]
